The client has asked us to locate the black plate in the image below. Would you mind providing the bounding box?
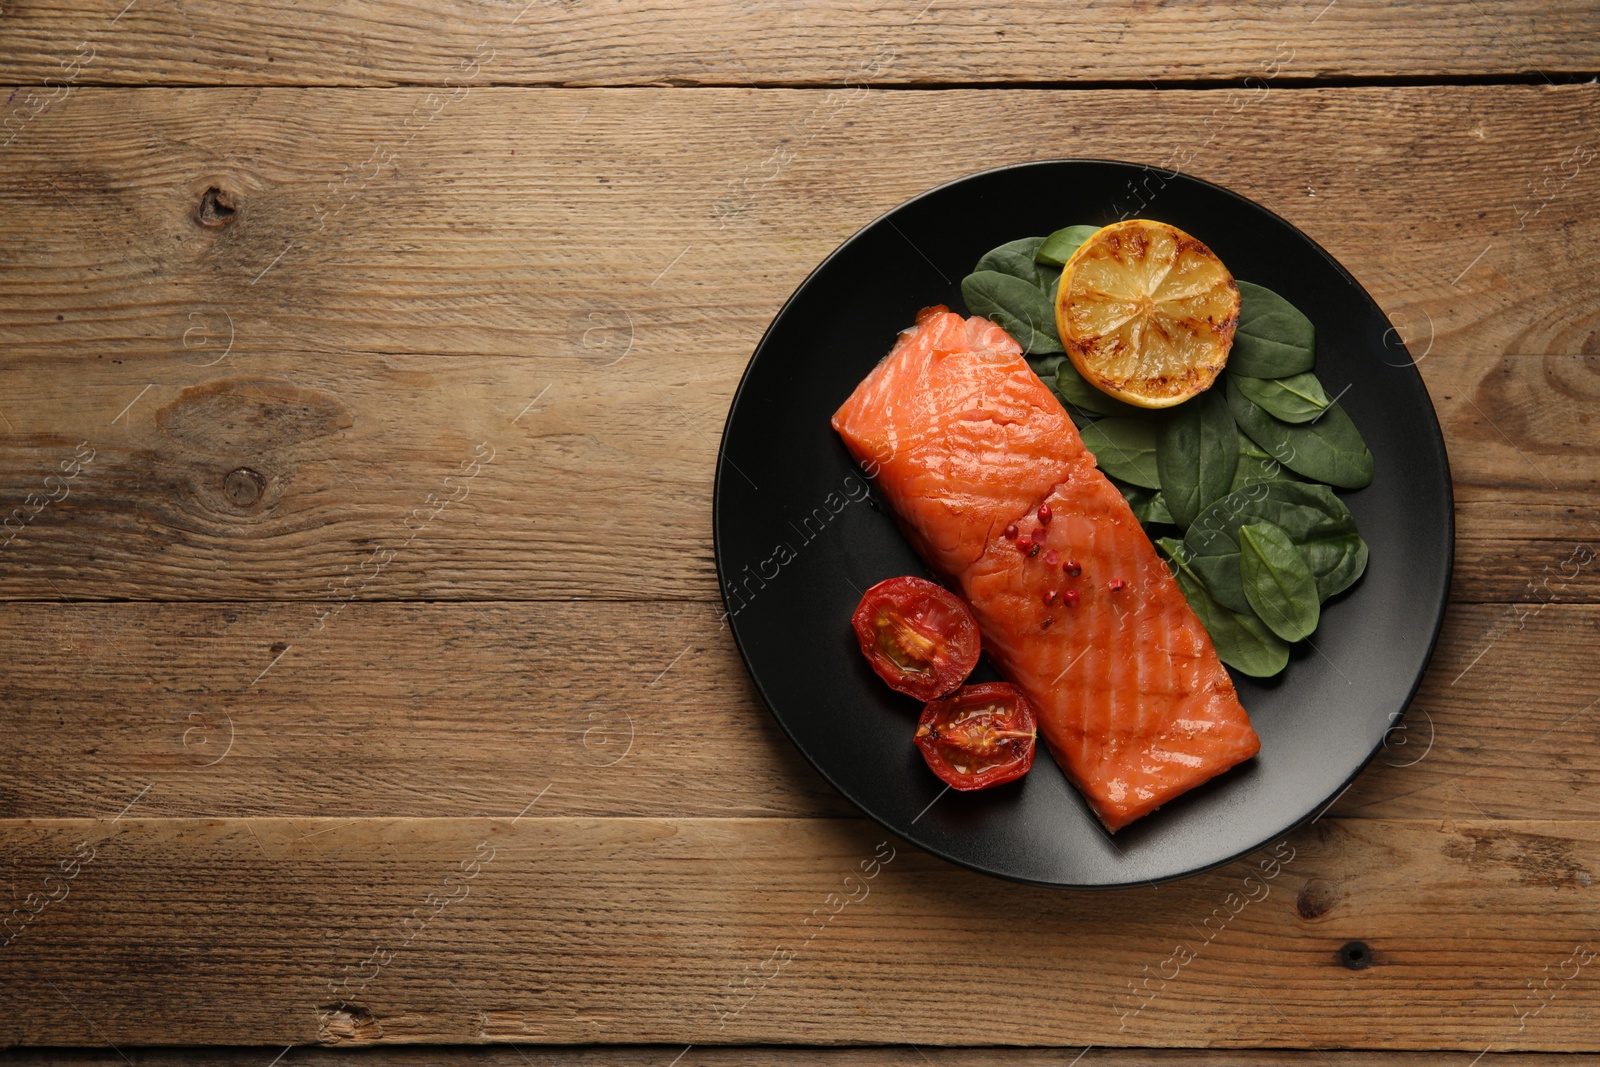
[712,160,1453,888]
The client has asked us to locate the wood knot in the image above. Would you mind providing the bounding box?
[156,377,352,454]
[1338,940,1374,970]
[222,467,265,508]
[1296,878,1337,920]
[197,186,237,227]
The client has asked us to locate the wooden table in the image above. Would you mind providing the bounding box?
[3,1,1599,1063]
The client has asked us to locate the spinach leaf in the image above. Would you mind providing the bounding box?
[1186,551,1251,614]
[1231,281,1315,378]
[1158,537,1290,678]
[961,270,1064,355]
[976,237,1044,280]
[1238,521,1320,642]
[1307,530,1369,603]
[1226,376,1374,489]
[1056,359,1142,417]
[976,236,1063,292]
[1230,451,1293,493]
[1233,372,1330,423]
[1066,405,1097,431]
[1231,433,1296,492]
[1186,480,1359,558]
[1028,353,1066,383]
[1036,224,1102,267]
[1240,439,1273,460]
[1116,481,1175,526]
[1079,417,1161,489]
[1156,389,1238,529]
[1184,480,1368,610]
[1139,492,1175,526]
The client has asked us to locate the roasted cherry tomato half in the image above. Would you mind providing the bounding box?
[851,576,981,701]
[914,682,1037,791]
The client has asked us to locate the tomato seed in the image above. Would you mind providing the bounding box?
[1108,577,1128,592]
[1003,523,1018,540]
[1037,504,1053,525]
[1043,550,1060,566]
[1063,590,1079,607]
[1064,560,1082,577]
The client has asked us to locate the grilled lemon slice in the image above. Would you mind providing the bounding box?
[1053,219,1240,409]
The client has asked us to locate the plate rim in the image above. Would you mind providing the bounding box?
[712,157,1456,889]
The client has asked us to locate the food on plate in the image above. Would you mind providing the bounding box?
[1053,219,1241,410]
[914,682,1037,791]
[960,230,1371,676]
[850,575,982,701]
[833,306,1260,831]
[834,223,1374,825]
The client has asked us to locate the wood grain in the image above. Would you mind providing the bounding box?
[4,86,1596,355]
[0,600,1596,823]
[0,600,853,821]
[3,816,1600,1048]
[2,29,1597,1059]
[2,1050,1597,1066]
[0,86,1597,602]
[0,0,1596,87]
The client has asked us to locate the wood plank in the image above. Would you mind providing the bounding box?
[2,1049,1597,1066]
[1450,500,1600,605]
[0,86,1596,602]
[0,600,852,820]
[0,0,1595,87]
[0,355,722,602]
[3,816,1600,1048]
[0,601,1595,823]
[3,87,1595,356]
